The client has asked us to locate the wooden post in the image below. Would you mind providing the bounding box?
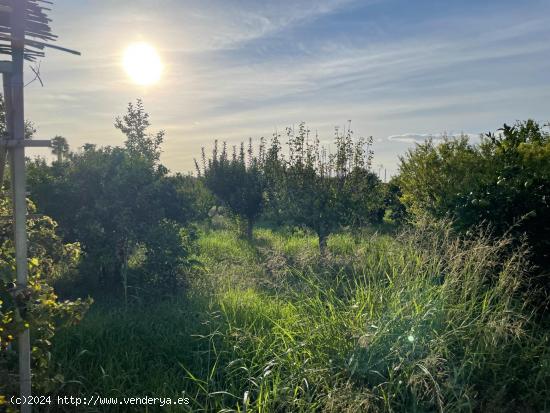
[10,1,32,412]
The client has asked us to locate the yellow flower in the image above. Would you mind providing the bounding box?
[7,334,13,341]
[0,395,6,405]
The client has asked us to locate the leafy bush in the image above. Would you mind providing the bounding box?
[129,219,199,297]
[28,146,170,297]
[397,120,550,291]
[161,174,215,223]
[0,198,91,401]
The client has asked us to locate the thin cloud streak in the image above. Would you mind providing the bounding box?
[387,133,480,144]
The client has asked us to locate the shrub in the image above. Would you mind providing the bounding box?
[397,120,550,292]
[129,219,199,298]
[0,198,91,400]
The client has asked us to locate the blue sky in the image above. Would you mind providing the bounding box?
[24,0,550,176]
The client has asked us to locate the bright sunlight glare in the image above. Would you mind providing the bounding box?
[123,42,163,86]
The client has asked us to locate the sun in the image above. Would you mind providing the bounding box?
[123,42,163,86]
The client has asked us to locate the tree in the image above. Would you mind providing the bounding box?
[27,101,197,299]
[51,136,70,164]
[397,135,482,220]
[29,146,165,296]
[114,99,164,164]
[197,140,265,240]
[269,123,381,254]
[397,120,550,289]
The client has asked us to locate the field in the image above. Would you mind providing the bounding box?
[49,226,550,412]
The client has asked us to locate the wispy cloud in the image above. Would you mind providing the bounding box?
[387,133,480,144]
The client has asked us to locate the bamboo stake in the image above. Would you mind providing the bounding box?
[0,62,9,190]
[11,1,32,411]
[1,67,11,199]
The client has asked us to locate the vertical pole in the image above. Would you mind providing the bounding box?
[11,1,32,412]
[4,73,13,192]
[0,151,5,190]
[0,71,10,189]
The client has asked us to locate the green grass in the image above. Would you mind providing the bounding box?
[49,225,550,412]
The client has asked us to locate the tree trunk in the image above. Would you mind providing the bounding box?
[121,254,128,307]
[318,232,328,256]
[118,238,129,306]
[246,217,254,241]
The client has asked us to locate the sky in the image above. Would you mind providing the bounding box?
[24,0,550,177]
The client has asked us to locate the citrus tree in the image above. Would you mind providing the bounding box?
[397,120,550,290]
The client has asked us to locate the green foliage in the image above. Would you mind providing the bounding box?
[197,140,265,240]
[476,121,550,265]
[130,219,198,296]
[7,91,548,412]
[0,93,36,141]
[196,123,384,249]
[382,178,407,225]
[27,101,198,299]
[0,197,91,400]
[162,173,215,223]
[51,136,70,164]
[397,121,550,289]
[114,99,165,165]
[49,226,549,412]
[265,123,383,253]
[29,146,165,296]
[397,135,480,219]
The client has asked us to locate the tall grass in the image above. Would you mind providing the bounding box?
[50,225,550,412]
